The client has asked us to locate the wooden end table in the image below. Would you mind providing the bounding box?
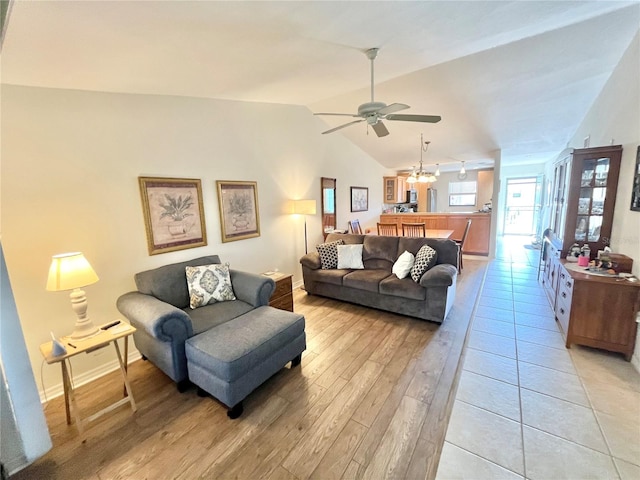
[262,272,293,312]
[39,321,137,439]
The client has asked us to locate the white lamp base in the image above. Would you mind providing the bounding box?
[68,288,100,340]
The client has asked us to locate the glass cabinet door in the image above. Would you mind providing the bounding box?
[573,158,609,243]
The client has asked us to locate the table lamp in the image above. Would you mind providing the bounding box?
[293,199,317,254]
[46,252,100,340]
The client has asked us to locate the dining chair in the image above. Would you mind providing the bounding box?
[348,219,363,234]
[377,223,398,236]
[452,219,472,273]
[402,222,426,237]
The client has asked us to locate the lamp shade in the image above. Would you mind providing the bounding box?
[46,252,99,291]
[292,199,317,215]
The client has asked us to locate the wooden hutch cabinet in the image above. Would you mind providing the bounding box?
[541,145,639,360]
[383,176,407,203]
[548,145,622,258]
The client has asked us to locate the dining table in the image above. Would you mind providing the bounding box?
[424,229,454,239]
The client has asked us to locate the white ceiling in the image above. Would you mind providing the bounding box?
[2,1,639,173]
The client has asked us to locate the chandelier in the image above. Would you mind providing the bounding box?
[406,134,437,184]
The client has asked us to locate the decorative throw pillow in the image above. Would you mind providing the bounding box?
[317,239,345,269]
[185,264,236,309]
[337,244,364,269]
[410,245,438,282]
[392,250,415,279]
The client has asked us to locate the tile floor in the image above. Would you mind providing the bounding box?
[436,236,640,480]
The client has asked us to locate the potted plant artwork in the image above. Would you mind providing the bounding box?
[159,193,194,236]
[228,192,253,231]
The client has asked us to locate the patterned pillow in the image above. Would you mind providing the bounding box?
[410,245,438,282]
[185,264,236,309]
[317,239,345,269]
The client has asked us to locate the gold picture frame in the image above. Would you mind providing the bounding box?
[216,180,260,243]
[138,177,207,255]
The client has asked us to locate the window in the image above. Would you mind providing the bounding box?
[449,181,477,206]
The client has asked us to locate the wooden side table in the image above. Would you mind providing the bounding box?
[40,321,137,438]
[263,272,293,312]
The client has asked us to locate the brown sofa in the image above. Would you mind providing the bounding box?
[300,233,458,323]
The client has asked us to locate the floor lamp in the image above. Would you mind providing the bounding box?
[293,199,317,254]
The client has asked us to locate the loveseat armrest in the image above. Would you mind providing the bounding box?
[419,264,457,288]
[300,252,321,270]
[117,292,193,341]
[229,270,275,307]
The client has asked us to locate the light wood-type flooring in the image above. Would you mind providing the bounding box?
[13,259,486,480]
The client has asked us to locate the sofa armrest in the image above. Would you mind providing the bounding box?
[300,252,321,270]
[229,270,275,307]
[419,264,457,287]
[116,292,193,342]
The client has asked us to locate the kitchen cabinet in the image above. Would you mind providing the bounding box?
[383,176,407,204]
[379,213,491,255]
[548,145,622,258]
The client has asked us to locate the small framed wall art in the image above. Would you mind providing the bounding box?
[216,180,260,242]
[631,146,640,212]
[138,177,207,255]
[350,186,369,212]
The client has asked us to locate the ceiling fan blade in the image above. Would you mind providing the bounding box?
[386,114,442,123]
[377,103,410,115]
[314,112,360,117]
[372,121,389,137]
[321,119,365,134]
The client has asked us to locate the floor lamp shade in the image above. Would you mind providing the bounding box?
[46,252,100,339]
[292,200,317,254]
[292,200,317,215]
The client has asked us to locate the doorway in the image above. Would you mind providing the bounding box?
[503,176,542,235]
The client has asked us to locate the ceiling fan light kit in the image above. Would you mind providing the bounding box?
[315,48,441,137]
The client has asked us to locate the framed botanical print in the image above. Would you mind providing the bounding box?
[138,177,207,255]
[350,186,369,212]
[216,181,260,242]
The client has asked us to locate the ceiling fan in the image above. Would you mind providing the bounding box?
[314,48,441,137]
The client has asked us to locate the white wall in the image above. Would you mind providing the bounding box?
[0,85,388,396]
[558,30,640,369]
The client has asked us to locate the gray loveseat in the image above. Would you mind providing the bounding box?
[300,233,458,323]
[116,255,275,389]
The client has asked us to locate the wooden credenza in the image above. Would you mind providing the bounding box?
[552,260,640,360]
[379,213,491,255]
[264,272,293,312]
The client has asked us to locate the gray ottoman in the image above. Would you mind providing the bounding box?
[185,306,306,418]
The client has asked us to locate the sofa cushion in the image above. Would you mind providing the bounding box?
[362,235,400,270]
[317,240,345,269]
[186,264,236,309]
[379,276,427,301]
[411,245,438,282]
[392,251,415,279]
[343,269,392,293]
[134,255,221,309]
[337,244,364,269]
[303,268,349,286]
[184,300,254,335]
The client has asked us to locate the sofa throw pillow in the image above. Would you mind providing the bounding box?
[410,245,438,282]
[317,239,345,269]
[392,250,415,279]
[185,263,236,309]
[337,244,364,269]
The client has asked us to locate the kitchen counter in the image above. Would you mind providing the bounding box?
[380,212,491,255]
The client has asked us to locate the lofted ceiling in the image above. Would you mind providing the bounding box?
[2,1,639,173]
